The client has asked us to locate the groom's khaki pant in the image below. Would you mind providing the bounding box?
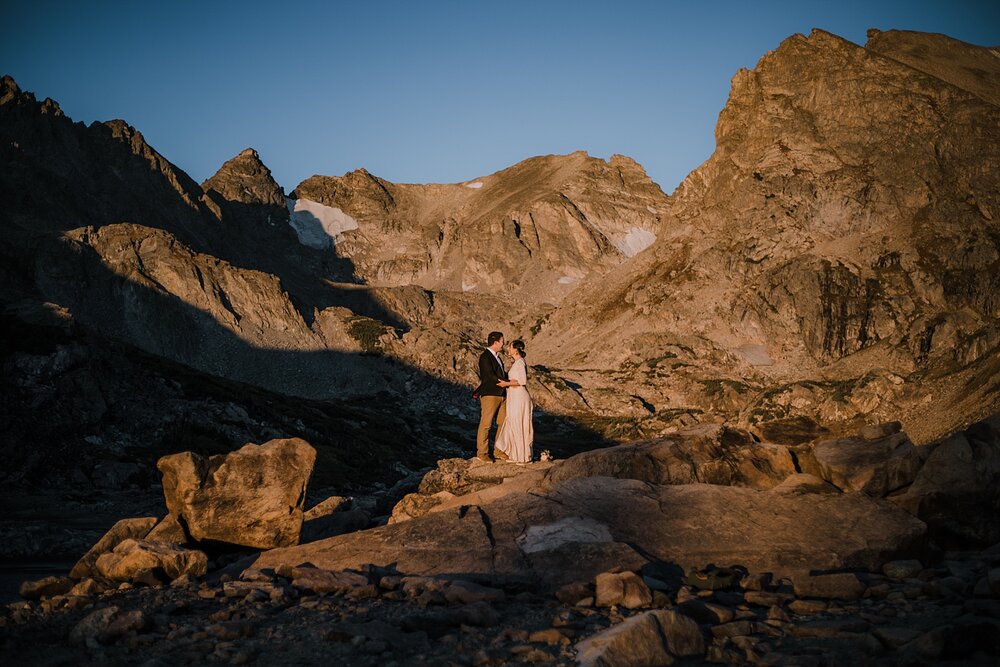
[477,395,506,458]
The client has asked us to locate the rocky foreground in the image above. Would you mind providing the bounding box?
[5,546,1000,666]
[4,417,1000,665]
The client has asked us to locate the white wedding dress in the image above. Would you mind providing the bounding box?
[496,358,533,463]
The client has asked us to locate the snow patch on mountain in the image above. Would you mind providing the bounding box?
[613,227,657,258]
[286,197,359,249]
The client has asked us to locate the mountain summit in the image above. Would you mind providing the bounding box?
[290,150,668,304]
[202,147,287,212]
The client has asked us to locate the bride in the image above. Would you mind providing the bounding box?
[495,339,533,463]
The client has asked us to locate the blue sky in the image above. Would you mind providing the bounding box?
[3,1,997,194]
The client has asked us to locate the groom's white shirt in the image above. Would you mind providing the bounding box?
[487,347,503,371]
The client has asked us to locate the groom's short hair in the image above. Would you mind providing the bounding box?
[487,331,504,346]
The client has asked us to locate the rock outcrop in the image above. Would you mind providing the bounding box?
[257,474,926,584]
[546,423,796,489]
[867,28,1000,106]
[33,222,409,400]
[389,457,554,523]
[386,419,1000,555]
[256,422,938,586]
[157,438,316,549]
[68,517,159,579]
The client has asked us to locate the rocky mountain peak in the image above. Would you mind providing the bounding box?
[101,118,142,142]
[1,74,19,92]
[201,147,286,208]
[4,28,997,464]
[0,74,24,105]
[609,153,640,168]
[39,98,63,116]
[0,74,63,116]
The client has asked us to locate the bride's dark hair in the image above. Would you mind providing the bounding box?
[511,339,526,358]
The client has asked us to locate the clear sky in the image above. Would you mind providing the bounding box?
[3,1,998,194]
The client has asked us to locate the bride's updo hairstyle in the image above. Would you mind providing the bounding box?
[512,340,526,358]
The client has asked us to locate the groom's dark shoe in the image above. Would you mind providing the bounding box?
[476,454,492,462]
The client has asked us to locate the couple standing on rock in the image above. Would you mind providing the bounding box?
[474,331,534,463]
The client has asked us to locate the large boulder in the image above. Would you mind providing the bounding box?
[156,438,316,549]
[254,475,925,584]
[808,428,921,496]
[891,418,1000,545]
[94,539,207,583]
[792,572,867,600]
[546,424,797,489]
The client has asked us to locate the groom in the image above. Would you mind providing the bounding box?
[475,331,509,462]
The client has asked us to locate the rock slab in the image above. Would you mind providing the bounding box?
[254,476,927,584]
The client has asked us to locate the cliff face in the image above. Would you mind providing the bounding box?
[527,29,1000,442]
[682,27,999,373]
